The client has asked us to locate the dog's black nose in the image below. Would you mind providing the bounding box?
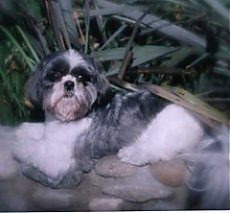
[64,80,75,91]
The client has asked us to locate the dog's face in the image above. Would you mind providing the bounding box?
[25,49,110,121]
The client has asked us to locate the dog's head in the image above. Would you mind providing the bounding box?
[25,49,111,121]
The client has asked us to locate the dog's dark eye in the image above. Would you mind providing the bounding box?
[76,74,89,84]
[46,71,62,82]
[72,67,91,84]
[77,75,83,81]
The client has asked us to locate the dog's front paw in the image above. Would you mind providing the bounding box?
[118,145,148,166]
[19,162,82,189]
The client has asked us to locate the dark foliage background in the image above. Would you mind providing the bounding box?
[0,0,229,126]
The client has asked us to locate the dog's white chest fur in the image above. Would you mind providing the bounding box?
[14,118,92,178]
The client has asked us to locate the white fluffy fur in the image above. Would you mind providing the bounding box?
[64,49,88,70]
[62,74,77,87]
[14,118,92,178]
[118,104,204,165]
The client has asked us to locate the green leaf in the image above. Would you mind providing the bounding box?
[132,46,178,67]
[92,45,178,66]
[99,24,127,50]
[97,0,206,48]
[203,0,229,22]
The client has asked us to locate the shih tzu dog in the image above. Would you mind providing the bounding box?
[9,49,228,209]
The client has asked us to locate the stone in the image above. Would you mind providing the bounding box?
[101,184,172,202]
[142,200,184,211]
[95,155,139,178]
[89,197,124,211]
[32,186,74,210]
[0,179,31,211]
[69,173,104,211]
[142,186,187,210]
[99,165,173,202]
[150,159,186,187]
[0,192,29,211]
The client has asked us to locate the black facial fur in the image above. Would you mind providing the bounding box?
[25,51,67,106]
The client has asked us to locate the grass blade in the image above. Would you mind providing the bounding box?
[99,24,127,50]
[0,26,34,70]
[16,25,40,63]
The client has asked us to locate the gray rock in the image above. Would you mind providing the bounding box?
[102,184,172,202]
[0,192,29,211]
[142,200,184,211]
[101,167,173,202]
[32,187,74,210]
[0,175,36,211]
[142,186,187,210]
[95,155,139,178]
[89,197,124,211]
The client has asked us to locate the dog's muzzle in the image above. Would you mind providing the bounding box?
[64,80,75,98]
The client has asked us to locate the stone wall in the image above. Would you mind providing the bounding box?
[0,153,188,211]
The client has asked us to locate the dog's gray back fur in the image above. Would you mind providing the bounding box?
[75,90,168,170]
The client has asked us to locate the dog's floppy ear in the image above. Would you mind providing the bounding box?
[24,62,44,108]
[91,59,113,104]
